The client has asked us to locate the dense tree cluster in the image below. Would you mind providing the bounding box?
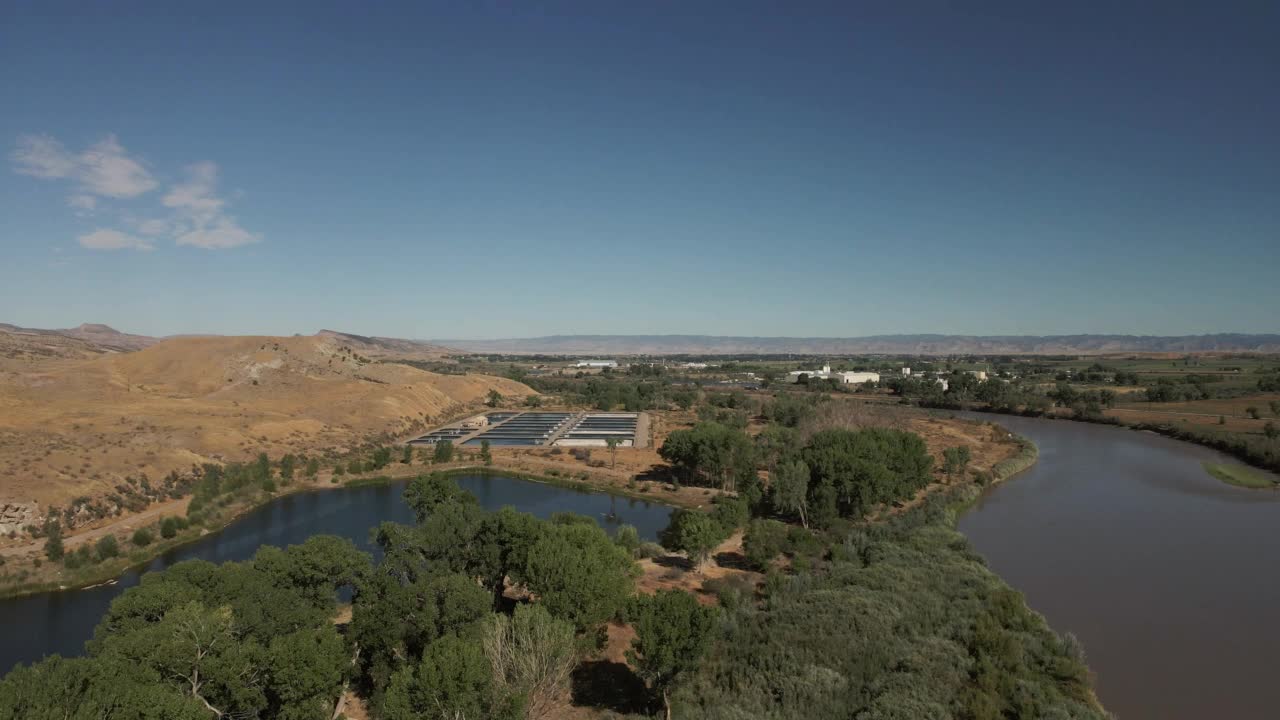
[659,422,758,492]
[2,536,368,719]
[674,492,1105,720]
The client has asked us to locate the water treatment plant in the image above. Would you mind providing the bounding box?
[409,411,648,448]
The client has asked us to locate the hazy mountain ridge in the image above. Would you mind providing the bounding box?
[316,329,456,358]
[433,333,1280,355]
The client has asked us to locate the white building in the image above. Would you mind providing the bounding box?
[901,367,912,376]
[574,360,618,368]
[838,371,881,384]
[787,366,880,385]
[967,370,988,381]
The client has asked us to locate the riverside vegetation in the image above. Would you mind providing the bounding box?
[0,395,1101,719]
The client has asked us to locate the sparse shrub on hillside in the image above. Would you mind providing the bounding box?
[130,528,153,546]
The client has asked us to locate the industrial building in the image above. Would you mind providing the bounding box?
[787,366,881,384]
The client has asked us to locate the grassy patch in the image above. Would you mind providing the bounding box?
[1203,462,1276,489]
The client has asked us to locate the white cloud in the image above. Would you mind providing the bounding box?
[163,162,260,249]
[13,134,77,178]
[77,229,154,251]
[12,133,156,199]
[14,134,260,251]
[135,218,170,236]
[68,194,97,211]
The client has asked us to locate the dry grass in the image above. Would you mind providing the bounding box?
[0,335,530,513]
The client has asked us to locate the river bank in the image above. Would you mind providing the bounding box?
[956,412,1280,719]
[927,401,1280,476]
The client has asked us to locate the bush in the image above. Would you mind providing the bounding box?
[95,535,120,562]
[614,524,641,555]
[743,519,789,571]
[160,517,179,539]
[131,528,154,547]
[637,542,666,559]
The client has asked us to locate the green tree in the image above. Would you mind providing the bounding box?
[742,518,789,571]
[253,535,370,610]
[382,634,518,720]
[131,528,154,547]
[523,522,637,631]
[95,535,119,562]
[1265,421,1279,440]
[770,459,810,528]
[660,510,727,572]
[1247,406,1261,420]
[433,439,455,464]
[487,389,504,407]
[627,589,717,720]
[401,445,414,464]
[943,446,972,479]
[43,518,64,561]
[1270,400,1280,417]
[480,439,493,466]
[279,453,297,482]
[659,422,758,492]
[304,457,320,479]
[606,436,619,468]
[483,604,577,720]
[160,516,181,539]
[614,524,641,556]
[404,473,478,523]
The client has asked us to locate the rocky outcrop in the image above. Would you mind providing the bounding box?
[0,502,38,536]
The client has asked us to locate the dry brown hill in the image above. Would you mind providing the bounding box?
[0,334,531,511]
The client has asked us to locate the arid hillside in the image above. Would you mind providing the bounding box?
[0,334,531,511]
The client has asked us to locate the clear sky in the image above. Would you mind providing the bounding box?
[2,2,1277,339]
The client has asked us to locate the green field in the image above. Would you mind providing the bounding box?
[1203,462,1276,489]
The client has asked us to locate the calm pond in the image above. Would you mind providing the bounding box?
[957,413,1280,720]
[0,472,673,676]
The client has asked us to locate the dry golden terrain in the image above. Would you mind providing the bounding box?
[0,333,531,514]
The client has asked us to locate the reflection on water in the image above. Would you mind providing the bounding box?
[0,473,672,675]
[957,413,1280,720]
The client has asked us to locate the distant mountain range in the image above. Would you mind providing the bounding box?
[0,323,457,362]
[432,334,1280,356]
[0,322,159,360]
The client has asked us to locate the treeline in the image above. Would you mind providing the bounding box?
[523,375,698,411]
[2,475,720,720]
[660,416,934,527]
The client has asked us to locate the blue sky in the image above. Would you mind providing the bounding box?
[2,2,1277,339]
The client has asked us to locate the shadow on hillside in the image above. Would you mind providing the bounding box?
[652,554,693,571]
[714,550,750,570]
[572,660,652,715]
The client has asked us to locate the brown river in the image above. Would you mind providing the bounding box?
[957,413,1280,720]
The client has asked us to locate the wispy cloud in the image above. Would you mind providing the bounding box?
[13,134,156,198]
[77,229,154,251]
[12,133,261,251]
[163,162,261,249]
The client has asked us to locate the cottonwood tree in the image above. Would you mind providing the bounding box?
[382,634,520,720]
[769,459,810,528]
[660,510,726,572]
[433,439,455,464]
[523,522,637,631]
[484,604,577,720]
[627,589,717,720]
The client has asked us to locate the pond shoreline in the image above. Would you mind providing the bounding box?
[0,461,692,600]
